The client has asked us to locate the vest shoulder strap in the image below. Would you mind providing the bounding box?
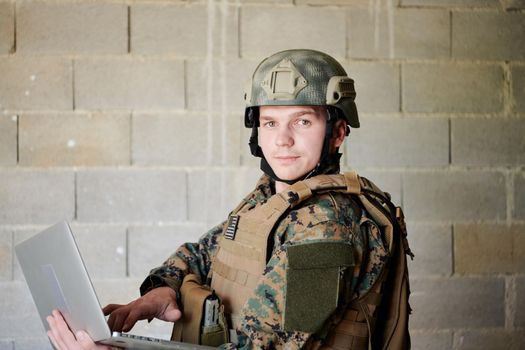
[285,171,390,208]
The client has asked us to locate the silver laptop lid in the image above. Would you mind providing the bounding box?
[15,221,111,341]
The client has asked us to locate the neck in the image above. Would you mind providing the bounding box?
[275,181,289,193]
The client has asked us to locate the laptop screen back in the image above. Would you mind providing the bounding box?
[15,221,111,341]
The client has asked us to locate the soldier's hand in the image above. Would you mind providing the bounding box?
[47,309,115,350]
[102,286,181,332]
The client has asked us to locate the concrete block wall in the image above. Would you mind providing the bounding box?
[0,0,523,349]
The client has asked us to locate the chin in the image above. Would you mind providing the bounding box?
[274,170,305,182]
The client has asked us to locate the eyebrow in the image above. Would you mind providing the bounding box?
[259,110,319,120]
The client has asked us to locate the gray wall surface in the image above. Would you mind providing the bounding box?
[0,0,524,349]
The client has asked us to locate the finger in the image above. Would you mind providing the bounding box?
[122,309,140,333]
[102,304,124,316]
[107,308,120,331]
[75,330,97,350]
[47,313,68,350]
[47,329,60,350]
[52,310,82,350]
[109,310,127,332]
[121,304,154,332]
[163,307,182,322]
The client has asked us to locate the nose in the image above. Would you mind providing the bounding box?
[275,125,294,147]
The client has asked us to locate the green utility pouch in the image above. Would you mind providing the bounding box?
[284,241,354,333]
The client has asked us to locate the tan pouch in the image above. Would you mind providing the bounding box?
[171,274,228,346]
[201,305,229,347]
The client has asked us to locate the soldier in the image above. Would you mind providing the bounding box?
[47,49,411,350]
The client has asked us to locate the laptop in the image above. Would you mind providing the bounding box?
[15,221,216,350]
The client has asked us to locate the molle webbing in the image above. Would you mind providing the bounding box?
[210,171,406,347]
[211,172,368,327]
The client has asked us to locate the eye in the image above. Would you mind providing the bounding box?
[263,120,276,128]
[295,118,312,127]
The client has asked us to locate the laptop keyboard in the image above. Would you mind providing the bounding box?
[111,332,216,349]
[113,332,164,342]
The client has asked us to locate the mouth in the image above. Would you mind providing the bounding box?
[274,155,300,165]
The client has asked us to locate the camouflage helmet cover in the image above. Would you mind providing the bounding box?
[244,49,359,128]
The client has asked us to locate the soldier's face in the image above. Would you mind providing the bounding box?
[258,105,327,181]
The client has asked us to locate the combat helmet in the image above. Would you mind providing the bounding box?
[244,49,360,184]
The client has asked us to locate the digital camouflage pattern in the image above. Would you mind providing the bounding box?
[140,173,388,350]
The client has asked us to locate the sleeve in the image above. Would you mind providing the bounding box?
[139,221,226,296]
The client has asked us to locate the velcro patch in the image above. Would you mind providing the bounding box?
[224,215,239,240]
[284,241,354,333]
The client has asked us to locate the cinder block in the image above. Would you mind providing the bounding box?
[241,0,292,4]
[403,63,504,113]
[241,6,345,59]
[132,113,205,166]
[132,113,240,166]
[0,339,13,350]
[0,281,46,337]
[403,171,506,222]
[515,173,525,220]
[128,223,206,277]
[75,58,184,110]
[241,0,293,2]
[503,0,525,10]
[406,223,452,277]
[516,275,525,327]
[410,330,452,350]
[454,224,525,274]
[453,330,525,350]
[188,168,263,225]
[345,169,402,205]
[0,1,14,54]
[70,224,127,279]
[409,277,505,329]
[0,115,17,166]
[452,118,525,166]
[186,58,259,113]
[77,169,186,223]
[0,170,74,225]
[452,12,525,60]
[0,230,12,281]
[206,113,242,166]
[19,113,130,167]
[14,337,52,350]
[348,8,449,59]
[344,62,400,113]
[17,2,127,54]
[401,0,498,6]
[0,58,72,110]
[296,0,363,3]
[511,65,525,113]
[347,6,389,59]
[132,4,238,56]
[346,117,449,167]
[394,8,449,59]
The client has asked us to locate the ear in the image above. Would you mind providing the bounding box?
[331,119,347,148]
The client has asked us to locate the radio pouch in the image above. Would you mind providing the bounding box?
[171,274,229,347]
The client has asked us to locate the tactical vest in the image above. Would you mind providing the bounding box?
[210,171,412,350]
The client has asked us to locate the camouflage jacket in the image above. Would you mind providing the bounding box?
[140,173,388,350]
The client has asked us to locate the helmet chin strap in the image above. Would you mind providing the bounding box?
[248,107,343,186]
